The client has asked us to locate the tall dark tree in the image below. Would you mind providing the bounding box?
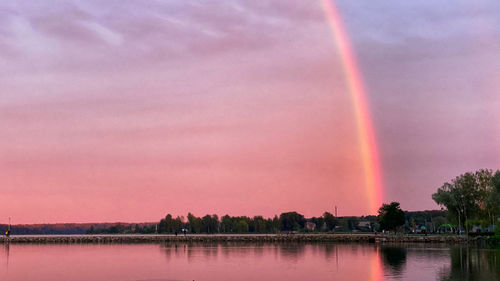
[323,212,337,231]
[235,220,249,233]
[164,214,173,233]
[253,216,267,233]
[279,212,306,231]
[271,215,280,233]
[187,213,201,234]
[201,215,212,233]
[378,202,405,232]
[172,216,183,233]
[221,215,232,233]
[311,217,325,231]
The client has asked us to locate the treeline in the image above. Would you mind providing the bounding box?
[0,223,155,235]
[88,210,450,235]
[155,212,343,234]
[91,212,340,234]
[0,223,90,235]
[0,211,450,235]
[87,223,156,234]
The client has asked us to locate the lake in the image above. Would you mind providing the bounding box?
[0,242,498,281]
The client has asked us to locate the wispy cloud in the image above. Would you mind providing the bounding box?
[0,0,499,222]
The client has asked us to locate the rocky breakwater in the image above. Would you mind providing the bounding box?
[0,234,470,244]
[374,234,468,244]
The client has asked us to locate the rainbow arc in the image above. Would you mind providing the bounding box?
[321,0,384,214]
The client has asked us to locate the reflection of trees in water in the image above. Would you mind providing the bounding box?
[276,243,307,262]
[2,243,9,270]
[159,242,309,263]
[323,243,336,257]
[160,242,218,262]
[380,246,407,274]
[160,242,187,262]
[439,247,500,281]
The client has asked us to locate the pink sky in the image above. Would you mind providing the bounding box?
[1,0,500,223]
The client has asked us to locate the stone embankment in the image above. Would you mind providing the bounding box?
[0,234,470,244]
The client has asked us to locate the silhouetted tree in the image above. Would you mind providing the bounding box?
[378,202,405,232]
[323,212,337,231]
[187,213,202,234]
[279,212,306,231]
[235,220,249,233]
[253,216,267,233]
[221,215,232,233]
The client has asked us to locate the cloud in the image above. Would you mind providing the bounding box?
[1,0,500,221]
[0,0,328,73]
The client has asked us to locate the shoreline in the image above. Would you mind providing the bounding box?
[0,233,473,244]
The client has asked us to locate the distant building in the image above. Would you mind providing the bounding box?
[358,220,370,229]
[305,222,316,231]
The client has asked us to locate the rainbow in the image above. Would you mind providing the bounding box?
[321,0,383,214]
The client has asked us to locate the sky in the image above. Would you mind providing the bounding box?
[1,0,499,223]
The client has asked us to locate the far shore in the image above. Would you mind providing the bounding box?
[0,233,475,244]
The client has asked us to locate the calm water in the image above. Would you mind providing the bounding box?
[0,243,499,281]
